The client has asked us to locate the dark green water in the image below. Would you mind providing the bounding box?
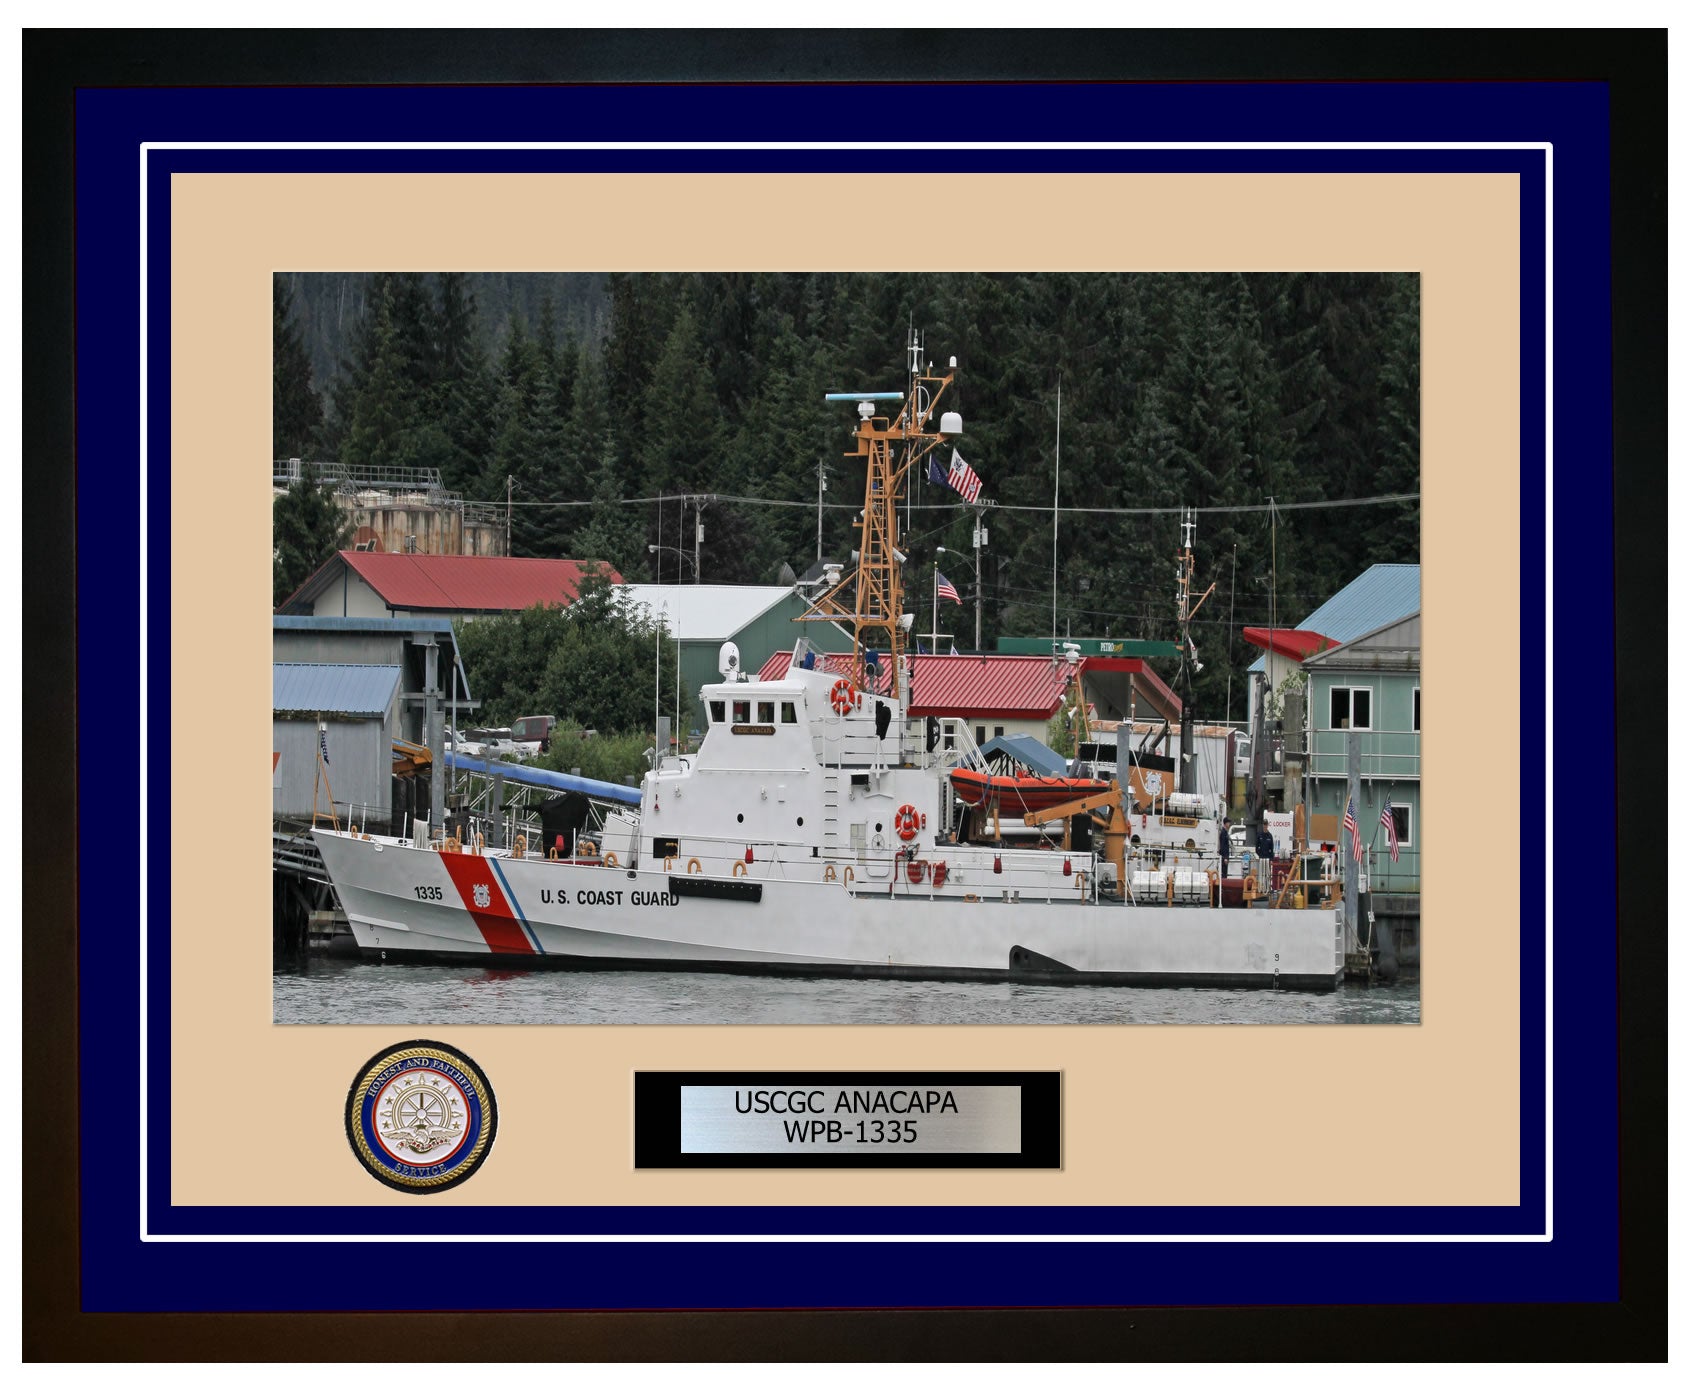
[274,955,1420,1025]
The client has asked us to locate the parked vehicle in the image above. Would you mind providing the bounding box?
[452,727,518,761]
[511,715,556,759]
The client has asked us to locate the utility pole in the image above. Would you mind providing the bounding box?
[972,508,987,651]
[816,455,825,563]
[692,494,704,584]
[1225,541,1237,724]
[505,474,514,555]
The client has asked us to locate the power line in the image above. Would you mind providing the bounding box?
[495,490,1419,515]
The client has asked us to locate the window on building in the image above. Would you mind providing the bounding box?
[1413,687,1421,733]
[1329,685,1372,730]
[757,701,775,724]
[732,701,750,724]
[975,725,987,746]
[1388,803,1412,845]
[709,701,726,723]
[994,725,1005,739]
[780,702,797,724]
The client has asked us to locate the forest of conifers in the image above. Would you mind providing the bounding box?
[274,271,1418,717]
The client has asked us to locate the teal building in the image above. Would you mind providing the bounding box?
[1303,610,1421,893]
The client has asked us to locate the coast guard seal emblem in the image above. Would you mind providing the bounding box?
[345,1040,497,1194]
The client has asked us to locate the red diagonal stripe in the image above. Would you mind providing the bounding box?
[439,852,533,954]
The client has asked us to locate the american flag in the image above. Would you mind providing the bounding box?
[1343,794,1363,864]
[936,570,962,605]
[947,448,983,504]
[1380,797,1401,863]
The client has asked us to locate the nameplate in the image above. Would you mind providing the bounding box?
[729,724,776,735]
[635,1071,1060,1168]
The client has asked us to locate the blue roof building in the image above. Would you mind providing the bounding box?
[1248,564,1421,676]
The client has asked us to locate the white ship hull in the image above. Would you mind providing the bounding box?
[314,830,1346,991]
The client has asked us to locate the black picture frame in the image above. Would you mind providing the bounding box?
[22,26,1667,1362]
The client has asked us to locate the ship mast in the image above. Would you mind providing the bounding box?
[1175,507,1216,696]
[802,330,960,719]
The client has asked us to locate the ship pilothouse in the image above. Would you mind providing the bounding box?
[624,634,1095,902]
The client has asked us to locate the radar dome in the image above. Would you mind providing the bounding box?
[718,641,742,679]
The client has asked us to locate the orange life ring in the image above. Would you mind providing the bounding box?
[894,804,922,841]
[603,851,619,868]
[828,678,859,716]
[906,858,926,885]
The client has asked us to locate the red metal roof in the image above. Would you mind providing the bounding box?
[757,651,1077,720]
[1241,626,1339,663]
[291,552,623,614]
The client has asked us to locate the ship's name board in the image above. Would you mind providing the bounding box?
[634,1072,1061,1169]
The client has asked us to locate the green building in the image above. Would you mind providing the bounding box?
[618,584,854,735]
[1303,610,1421,893]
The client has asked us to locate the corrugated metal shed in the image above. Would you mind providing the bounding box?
[274,719,392,821]
[1249,564,1419,673]
[757,651,1076,719]
[273,662,401,717]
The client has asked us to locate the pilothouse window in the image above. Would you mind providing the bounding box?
[781,702,797,724]
[758,701,775,724]
[733,701,751,724]
[709,701,726,723]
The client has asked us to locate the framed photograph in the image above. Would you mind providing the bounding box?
[271,263,1423,1026]
[23,28,1665,1361]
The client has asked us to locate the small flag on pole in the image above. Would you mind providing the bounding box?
[936,570,962,605]
[926,455,952,489]
[1343,794,1363,864]
[1380,797,1401,863]
[946,448,984,504]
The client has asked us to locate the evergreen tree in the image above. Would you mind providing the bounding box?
[576,434,643,576]
[640,302,724,498]
[272,479,352,605]
[273,276,323,461]
[1365,273,1422,565]
[338,283,413,471]
[433,273,493,494]
[389,272,438,398]
[511,364,570,558]
[435,272,478,384]
[602,273,670,475]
